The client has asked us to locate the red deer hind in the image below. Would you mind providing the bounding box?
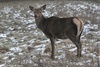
[29,4,84,59]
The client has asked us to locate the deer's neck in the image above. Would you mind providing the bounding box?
[35,15,45,29]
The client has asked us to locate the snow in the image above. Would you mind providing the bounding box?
[27,24,36,29]
[40,39,49,43]
[85,60,91,63]
[6,57,15,63]
[10,37,18,43]
[28,39,36,45]
[57,49,64,53]
[0,64,5,67]
[76,62,84,65]
[18,53,23,55]
[43,11,51,17]
[3,56,8,60]
[69,47,77,52]
[56,40,62,44]
[0,1,100,67]
[1,6,12,14]
[0,34,7,38]
[5,52,15,56]
[82,51,85,54]
[55,54,66,59]
[77,4,88,9]
[90,53,97,57]
[83,23,98,35]
[34,44,46,54]
[13,13,21,18]
[10,47,22,52]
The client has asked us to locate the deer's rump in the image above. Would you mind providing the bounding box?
[44,17,77,39]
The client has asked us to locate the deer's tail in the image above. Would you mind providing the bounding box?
[73,17,84,37]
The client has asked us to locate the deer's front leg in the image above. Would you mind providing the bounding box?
[50,37,55,60]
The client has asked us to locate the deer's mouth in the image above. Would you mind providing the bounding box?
[34,15,37,18]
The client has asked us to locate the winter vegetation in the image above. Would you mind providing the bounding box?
[0,0,100,67]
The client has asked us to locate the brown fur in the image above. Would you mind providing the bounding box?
[73,18,84,37]
[29,4,84,59]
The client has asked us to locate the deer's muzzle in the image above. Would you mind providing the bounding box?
[34,15,37,18]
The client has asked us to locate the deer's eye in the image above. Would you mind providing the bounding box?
[39,11,41,13]
[39,10,42,13]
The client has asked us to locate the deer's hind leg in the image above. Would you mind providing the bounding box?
[67,33,82,57]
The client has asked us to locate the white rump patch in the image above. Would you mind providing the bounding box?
[73,18,84,37]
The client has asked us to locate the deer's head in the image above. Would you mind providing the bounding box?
[29,4,46,19]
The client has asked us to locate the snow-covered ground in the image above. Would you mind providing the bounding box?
[0,1,100,67]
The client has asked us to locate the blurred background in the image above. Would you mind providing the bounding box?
[0,0,100,67]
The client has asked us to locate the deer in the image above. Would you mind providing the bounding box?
[29,4,84,59]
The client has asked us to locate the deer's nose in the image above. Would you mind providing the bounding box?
[34,15,37,18]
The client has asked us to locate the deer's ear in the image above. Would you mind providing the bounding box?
[41,4,46,10]
[29,6,34,11]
